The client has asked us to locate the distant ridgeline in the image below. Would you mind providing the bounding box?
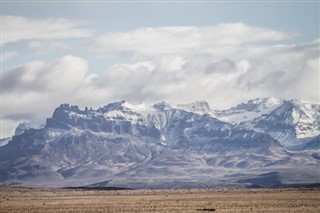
[1,98,319,188]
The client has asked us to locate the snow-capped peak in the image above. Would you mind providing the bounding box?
[99,100,127,112]
[122,102,151,112]
[153,100,211,114]
[216,97,284,124]
[289,98,302,105]
[237,97,283,112]
[177,100,211,114]
[100,101,153,113]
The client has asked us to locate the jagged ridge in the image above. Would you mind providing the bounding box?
[0,98,319,188]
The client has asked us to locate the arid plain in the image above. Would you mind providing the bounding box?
[0,187,319,212]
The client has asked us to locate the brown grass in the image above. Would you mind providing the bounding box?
[0,187,319,212]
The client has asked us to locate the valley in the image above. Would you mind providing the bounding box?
[1,187,319,213]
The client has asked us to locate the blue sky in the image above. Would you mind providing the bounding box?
[3,1,319,40]
[2,1,319,71]
[1,1,319,137]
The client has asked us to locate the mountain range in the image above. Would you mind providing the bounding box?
[0,97,319,188]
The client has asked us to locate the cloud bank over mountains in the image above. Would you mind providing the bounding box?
[1,16,319,137]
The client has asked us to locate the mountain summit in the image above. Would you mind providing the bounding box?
[0,98,319,188]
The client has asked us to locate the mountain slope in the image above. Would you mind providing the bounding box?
[0,98,319,188]
[236,99,320,147]
[216,97,284,124]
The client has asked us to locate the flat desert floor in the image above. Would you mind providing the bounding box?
[0,187,319,212]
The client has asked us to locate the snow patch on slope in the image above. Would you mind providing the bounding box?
[216,97,284,124]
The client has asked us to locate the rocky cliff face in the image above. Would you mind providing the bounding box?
[0,98,319,188]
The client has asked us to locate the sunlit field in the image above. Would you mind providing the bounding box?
[1,187,319,212]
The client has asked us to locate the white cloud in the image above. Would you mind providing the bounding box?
[2,55,88,93]
[1,23,318,138]
[92,23,293,58]
[0,119,21,138]
[2,16,93,45]
[292,57,320,102]
[1,51,18,62]
[1,55,89,137]
[27,40,70,54]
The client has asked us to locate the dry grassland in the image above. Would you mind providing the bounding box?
[0,187,319,212]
